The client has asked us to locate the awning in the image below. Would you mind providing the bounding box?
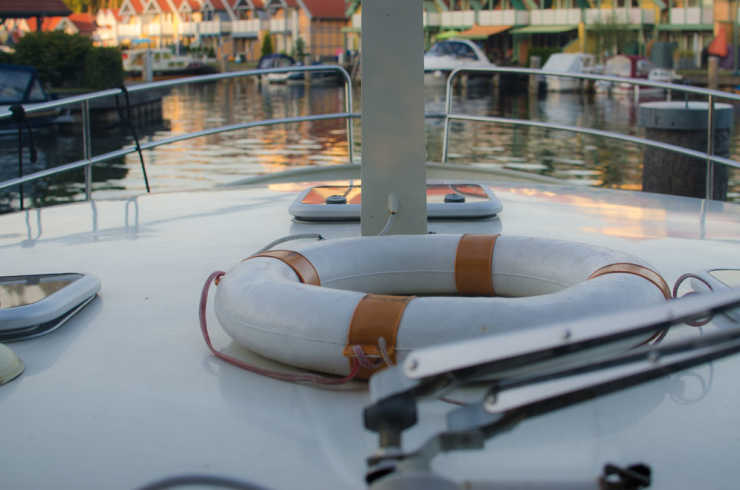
[656,24,713,32]
[511,25,577,35]
[435,30,464,41]
[232,32,258,39]
[341,27,361,33]
[458,25,512,40]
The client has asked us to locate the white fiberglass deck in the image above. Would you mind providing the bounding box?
[1,181,740,489]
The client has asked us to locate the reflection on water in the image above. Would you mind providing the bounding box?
[1,78,738,212]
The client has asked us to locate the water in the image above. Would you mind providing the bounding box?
[1,78,738,212]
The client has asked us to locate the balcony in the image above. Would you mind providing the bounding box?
[530,8,582,25]
[232,19,261,34]
[199,20,231,35]
[179,22,196,35]
[269,17,291,32]
[423,11,441,26]
[117,23,141,37]
[440,10,476,27]
[669,7,713,25]
[584,8,655,25]
[143,23,175,36]
[478,9,529,26]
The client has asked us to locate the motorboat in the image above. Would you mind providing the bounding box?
[122,48,217,77]
[424,39,495,83]
[0,64,59,134]
[257,53,299,84]
[540,53,598,92]
[1,6,740,490]
[286,62,341,86]
[595,55,654,95]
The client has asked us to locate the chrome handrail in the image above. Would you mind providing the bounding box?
[0,65,355,203]
[2,66,739,205]
[441,66,740,200]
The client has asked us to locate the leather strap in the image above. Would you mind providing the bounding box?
[343,294,414,379]
[588,262,671,300]
[455,234,499,296]
[245,250,320,286]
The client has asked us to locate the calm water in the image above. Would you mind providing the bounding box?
[1,78,738,212]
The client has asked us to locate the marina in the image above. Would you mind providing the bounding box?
[2,2,740,490]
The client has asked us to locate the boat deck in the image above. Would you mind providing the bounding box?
[2,181,740,489]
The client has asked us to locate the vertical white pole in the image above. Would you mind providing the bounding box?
[361,0,427,236]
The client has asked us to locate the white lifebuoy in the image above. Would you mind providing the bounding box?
[214,234,671,378]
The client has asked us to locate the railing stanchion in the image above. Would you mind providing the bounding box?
[343,70,354,163]
[441,69,458,164]
[706,94,715,200]
[81,99,93,201]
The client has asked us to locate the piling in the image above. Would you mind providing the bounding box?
[708,56,719,90]
[144,49,153,83]
[529,56,541,94]
[638,101,732,200]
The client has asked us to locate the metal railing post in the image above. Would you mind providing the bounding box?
[706,94,715,200]
[441,70,458,163]
[343,71,354,163]
[81,99,93,201]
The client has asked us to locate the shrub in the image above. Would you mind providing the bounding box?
[83,47,123,89]
[13,31,92,88]
[261,32,274,58]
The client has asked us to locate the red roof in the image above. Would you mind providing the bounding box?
[120,0,145,15]
[208,0,229,10]
[230,0,265,8]
[174,0,201,10]
[300,0,346,19]
[69,13,97,34]
[154,0,173,13]
[25,14,97,35]
[0,0,71,18]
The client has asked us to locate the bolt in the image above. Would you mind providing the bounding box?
[407,358,418,371]
[562,329,572,341]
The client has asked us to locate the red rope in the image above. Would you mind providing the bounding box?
[199,271,360,385]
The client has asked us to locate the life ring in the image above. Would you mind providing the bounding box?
[214,234,671,378]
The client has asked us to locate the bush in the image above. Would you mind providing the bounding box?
[261,32,274,58]
[13,31,92,88]
[83,47,123,89]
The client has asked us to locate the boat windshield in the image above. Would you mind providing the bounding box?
[542,54,579,72]
[0,68,45,104]
[426,41,477,60]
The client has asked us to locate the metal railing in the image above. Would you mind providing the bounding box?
[441,66,740,200]
[0,65,355,205]
[2,65,740,206]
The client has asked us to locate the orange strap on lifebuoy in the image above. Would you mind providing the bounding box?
[589,262,671,300]
[246,250,321,286]
[343,294,414,379]
[455,234,499,296]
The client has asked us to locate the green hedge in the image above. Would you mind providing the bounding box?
[83,47,123,90]
[11,32,123,90]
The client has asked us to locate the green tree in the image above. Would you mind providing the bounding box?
[261,32,274,58]
[63,0,107,14]
[13,32,92,87]
[292,37,306,62]
[589,15,638,62]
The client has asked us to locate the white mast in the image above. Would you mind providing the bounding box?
[360,0,427,235]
